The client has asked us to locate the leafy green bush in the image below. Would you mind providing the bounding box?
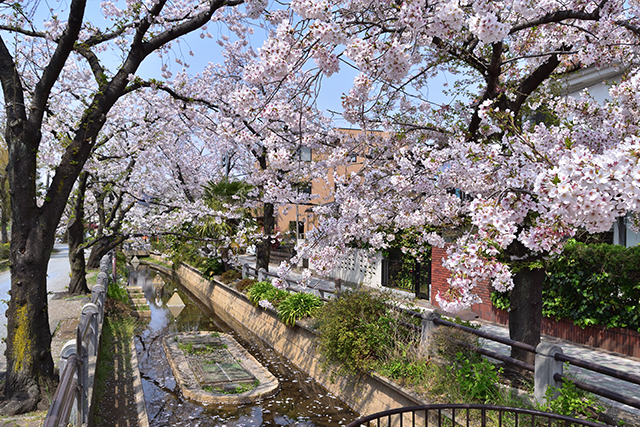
[247,281,288,307]
[315,288,409,376]
[235,278,257,292]
[107,277,129,305]
[115,250,130,282]
[219,269,241,284]
[492,240,640,331]
[201,257,224,279]
[447,352,501,402]
[378,345,430,385]
[277,292,323,326]
[538,374,602,419]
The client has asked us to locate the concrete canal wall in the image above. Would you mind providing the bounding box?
[173,262,429,417]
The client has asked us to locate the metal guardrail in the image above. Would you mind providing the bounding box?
[43,255,111,427]
[345,404,609,427]
[428,313,640,411]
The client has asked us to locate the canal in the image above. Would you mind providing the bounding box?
[131,266,359,426]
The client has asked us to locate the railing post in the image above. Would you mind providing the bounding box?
[97,272,108,287]
[91,284,106,324]
[258,268,267,282]
[81,303,100,356]
[420,311,441,355]
[60,339,84,427]
[242,263,249,279]
[76,325,89,426]
[535,342,564,404]
[59,340,78,380]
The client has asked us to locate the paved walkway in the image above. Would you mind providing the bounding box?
[238,254,640,422]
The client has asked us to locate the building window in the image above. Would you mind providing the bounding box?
[294,182,312,194]
[288,221,305,238]
[298,146,312,162]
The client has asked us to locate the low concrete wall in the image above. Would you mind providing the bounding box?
[175,262,429,417]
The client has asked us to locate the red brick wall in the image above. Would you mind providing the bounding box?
[430,246,495,320]
[429,247,640,358]
[430,246,450,304]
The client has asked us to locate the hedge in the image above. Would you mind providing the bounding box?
[491,241,640,332]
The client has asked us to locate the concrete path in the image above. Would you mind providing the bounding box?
[238,254,640,421]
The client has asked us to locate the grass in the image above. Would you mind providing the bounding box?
[93,313,139,427]
[86,270,99,287]
[139,256,172,269]
[203,379,260,394]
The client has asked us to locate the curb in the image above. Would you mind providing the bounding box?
[130,339,149,427]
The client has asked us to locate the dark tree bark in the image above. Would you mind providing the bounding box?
[509,267,544,365]
[256,202,274,271]
[504,237,545,365]
[68,172,89,295]
[87,234,126,269]
[0,170,8,244]
[0,0,231,411]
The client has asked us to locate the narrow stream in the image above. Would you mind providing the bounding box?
[131,267,359,427]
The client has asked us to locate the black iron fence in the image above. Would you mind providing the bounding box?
[345,404,609,427]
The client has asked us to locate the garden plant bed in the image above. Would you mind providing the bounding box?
[162,331,279,404]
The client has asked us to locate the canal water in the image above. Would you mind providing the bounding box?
[130,267,359,427]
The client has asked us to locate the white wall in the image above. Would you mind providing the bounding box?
[312,250,382,287]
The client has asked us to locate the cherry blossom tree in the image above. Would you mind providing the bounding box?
[0,0,245,413]
[150,33,338,271]
[239,0,640,364]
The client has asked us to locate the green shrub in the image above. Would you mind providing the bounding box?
[115,251,130,282]
[107,278,129,306]
[537,372,603,419]
[201,257,224,278]
[315,288,404,376]
[220,269,241,284]
[447,352,501,403]
[378,347,430,385]
[277,292,323,326]
[247,281,288,307]
[236,278,257,292]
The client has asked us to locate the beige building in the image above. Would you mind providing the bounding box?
[275,128,382,242]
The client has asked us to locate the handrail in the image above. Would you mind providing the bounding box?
[555,373,640,410]
[44,354,80,427]
[452,339,535,372]
[345,404,609,427]
[43,252,112,427]
[554,352,640,386]
[430,314,640,411]
[433,317,537,353]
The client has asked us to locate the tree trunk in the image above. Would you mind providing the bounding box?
[256,202,274,271]
[2,122,57,412]
[68,172,89,295]
[0,172,8,244]
[87,236,113,269]
[87,235,126,270]
[509,266,544,365]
